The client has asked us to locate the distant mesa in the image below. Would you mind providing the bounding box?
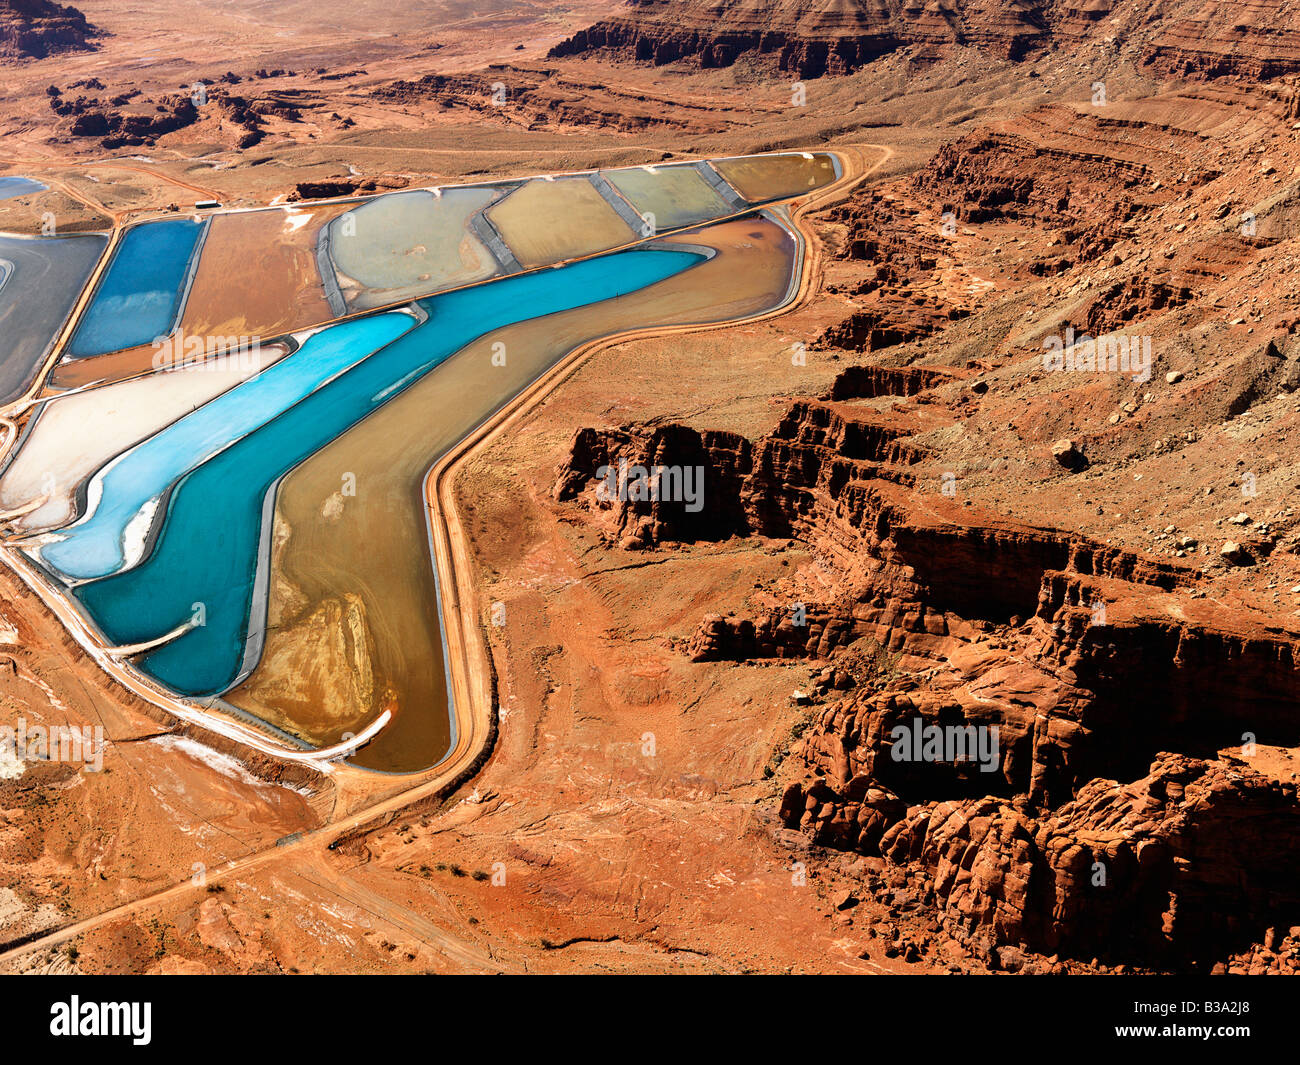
[0,0,102,60]
[549,0,1074,77]
[550,0,1300,81]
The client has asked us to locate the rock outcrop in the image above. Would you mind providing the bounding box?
[549,0,1060,74]
[373,68,712,133]
[0,0,99,60]
[1141,0,1300,79]
[910,105,1210,264]
[49,86,285,150]
[856,754,1300,966]
[553,424,754,549]
[556,368,1300,965]
[551,0,1300,84]
[814,187,977,354]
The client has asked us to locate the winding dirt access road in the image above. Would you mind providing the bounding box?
[0,143,890,970]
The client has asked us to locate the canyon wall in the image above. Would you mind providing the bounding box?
[552,0,1300,83]
[0,0,99,59]
[551,89,1300,965]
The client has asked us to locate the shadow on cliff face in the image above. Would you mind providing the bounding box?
[551,355,1300,968]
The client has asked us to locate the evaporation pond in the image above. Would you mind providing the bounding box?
[41,312,416,582]
[0,177,47,201]
[65,217,204,359]
[70,246,703,697]
[0,233,107,406]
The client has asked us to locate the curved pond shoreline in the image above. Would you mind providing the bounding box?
[39,313,417,581]
[228,216,797,772]
[0,339,293,535]
[60,245,707,710]
[0,176,48,201]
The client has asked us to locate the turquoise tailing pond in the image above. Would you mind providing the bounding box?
[41,312,415,581]
[67,245,704,696]
[65,218,204,359]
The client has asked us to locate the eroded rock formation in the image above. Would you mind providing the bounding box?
[373,69,712,132]
[551,0,1300,84]
[47,83,321,150]
[558,352,1300,967]
[549,0,1059,74]
[0,0,99,60]
[553,95,1300,966]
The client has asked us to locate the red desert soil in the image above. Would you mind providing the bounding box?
[5,1,1300,975]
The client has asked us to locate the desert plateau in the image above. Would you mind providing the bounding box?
[0,0,1297,1013]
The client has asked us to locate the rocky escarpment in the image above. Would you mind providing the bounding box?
[858,754,1300,967]
[823,187,947,278]
[910,105,1219,271]
[1072,277,1196,335]
[553,423,755,549]
[0,0,99,59]
[814,306,958,353]
[1141,0,1300,79]
[814,186,980,355]
[551,0,905,77]
[551,0,1300,85]
[554,351,1300,968]
[825,365,955,401]
[52,91,200,148]
[548,0,1078,75]
[287,174,410,202]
